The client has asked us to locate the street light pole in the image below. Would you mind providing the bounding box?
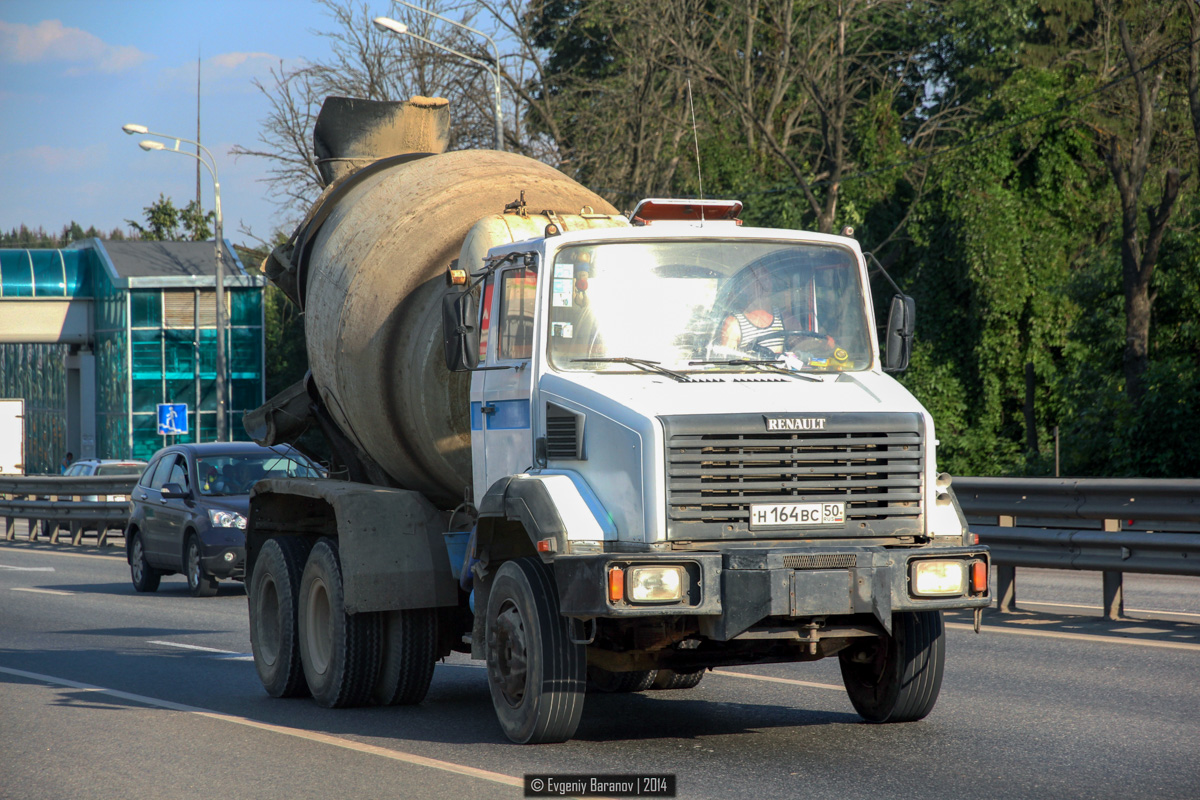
[122,124,228,442]
[372,13,503,151]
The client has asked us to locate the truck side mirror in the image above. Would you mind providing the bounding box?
[442,290,480,372]
[883,294,915,372]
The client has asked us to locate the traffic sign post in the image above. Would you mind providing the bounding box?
[157,403,188,436]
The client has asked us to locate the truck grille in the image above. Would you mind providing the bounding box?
[661,413,924,540]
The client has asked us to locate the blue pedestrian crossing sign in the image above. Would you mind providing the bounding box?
[157,403,188,435]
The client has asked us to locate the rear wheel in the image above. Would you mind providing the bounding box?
[372,608,439,706]
[587,666,657,693]
[651,669,705,690]
[249,536,311,698]
[839,610,945,723]
[298,538,381,708]
[486,557,586,744]
[129,531,160,593]
[186,535,218,597]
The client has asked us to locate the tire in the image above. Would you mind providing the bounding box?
[587,666,657,693]
[298,538,381,708]
[129,530,161,593]
[485,557,586,744]
[651,668,705,690]
[839,610,945,723]
[249,536,311,698]
[372,608,438,706]
[186,535,219,597]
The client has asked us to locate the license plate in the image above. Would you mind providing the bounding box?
[749,502,845,528]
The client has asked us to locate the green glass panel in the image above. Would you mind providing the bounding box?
[198,328,216,376]
[168,378,193,407]
[164,330,195,380]
[132,379,161,413]
[231,379,259,412]
[199,378,216,411]
[130,290,161,328]
[30,251,66,297]
[0,251,34,297]
[131,329,161,377]
[231,290,262,326]
[230,328,261,376]
[197,412,217,444]
[132,413,161,460]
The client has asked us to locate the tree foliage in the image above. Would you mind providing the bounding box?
[234,0,1200,477]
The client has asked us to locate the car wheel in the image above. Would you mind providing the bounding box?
[186,534,218,597]
[129,530,161,593]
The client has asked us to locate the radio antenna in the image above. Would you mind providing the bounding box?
[687,78,705,225]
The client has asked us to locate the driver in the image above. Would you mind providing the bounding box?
[716,265,788,355]
[717,264,836,359]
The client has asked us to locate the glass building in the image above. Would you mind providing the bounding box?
[0,239,266,473]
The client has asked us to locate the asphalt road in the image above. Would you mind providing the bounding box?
[2,539,1198,800]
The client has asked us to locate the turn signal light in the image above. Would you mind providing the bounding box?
[608,567,625,603]
[971,561,988,594]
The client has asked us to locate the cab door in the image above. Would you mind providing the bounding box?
[473,262,538,497]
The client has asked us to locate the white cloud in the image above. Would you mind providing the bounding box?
[158,52,299,94]
[0,19,151,74]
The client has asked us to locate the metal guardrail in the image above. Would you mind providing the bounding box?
[1,475,138,547]
[955,477,1200,619]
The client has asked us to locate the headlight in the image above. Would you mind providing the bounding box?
[627,566,684,603]
[208,509,247,530]
[910,560,965,597]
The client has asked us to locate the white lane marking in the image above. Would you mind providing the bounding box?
[946,622,1200,651]
[147,641,254,661]
[0,565,56,571]
[1014,600,1200,621]
[0,665,522,788]
[11,587,72,596]
[0,546,122,563]
[712,670,842,691]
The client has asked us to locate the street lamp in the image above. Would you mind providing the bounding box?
[372,13,503,150]
[122,123,229,442]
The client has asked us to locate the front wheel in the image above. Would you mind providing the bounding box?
[839,610,945,723]
[486,558,586,744]
[186,535,218,597]
[129,531,160,593]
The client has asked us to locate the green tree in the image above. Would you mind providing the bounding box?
[126,194,182,241]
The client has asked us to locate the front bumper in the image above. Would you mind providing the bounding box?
[199,527,247,580]
[554,544,989,640]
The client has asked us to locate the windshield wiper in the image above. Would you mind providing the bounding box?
[688,359,820,382]
[571,357,691,382]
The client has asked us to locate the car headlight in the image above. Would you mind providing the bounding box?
[627,566,684,603]
[208,509,247,530]
[910,560,966,597]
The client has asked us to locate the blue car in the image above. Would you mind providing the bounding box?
[125,441,323,596]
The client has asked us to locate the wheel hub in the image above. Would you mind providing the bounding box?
[491,600,528,707]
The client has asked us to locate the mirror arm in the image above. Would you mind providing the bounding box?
[864,250,905,297]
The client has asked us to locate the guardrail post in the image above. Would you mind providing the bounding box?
[996,514,1017,612]
[4,511,13,541]
[1102,518,1124,619]
[26,514,38,542]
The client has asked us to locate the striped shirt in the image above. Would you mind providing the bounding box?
[732,310,785,354]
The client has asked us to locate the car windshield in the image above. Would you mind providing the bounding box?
[196,452,321,497]
[545,240,872,374]
[96,464,144,476]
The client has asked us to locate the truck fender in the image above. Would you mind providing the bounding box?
[476,471,616,555]
[248,478,458,614]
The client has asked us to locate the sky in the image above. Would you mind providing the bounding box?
[0,0,355,247]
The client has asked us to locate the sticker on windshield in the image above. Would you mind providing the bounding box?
[551,321,573,338]
[554,263,574,278]
[552,278,573,307]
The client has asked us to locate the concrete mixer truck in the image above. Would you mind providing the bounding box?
[242,95,989,744]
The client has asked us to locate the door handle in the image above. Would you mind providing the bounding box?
[137,493,147,500]
[480,404,496,415]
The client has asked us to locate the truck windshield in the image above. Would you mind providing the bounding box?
[546,240,872,374]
